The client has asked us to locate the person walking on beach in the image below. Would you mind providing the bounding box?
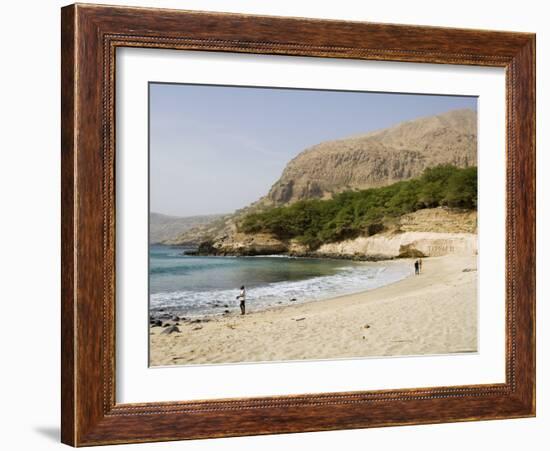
[418,258,423,274]
[236,285,246,315]
[414,260,420,275]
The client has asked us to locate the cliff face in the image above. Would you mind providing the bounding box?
[316,207,477,258]
[265,109,476,205]
[315,232,477,259]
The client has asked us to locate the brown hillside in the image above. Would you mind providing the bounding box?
[266,108,476,205]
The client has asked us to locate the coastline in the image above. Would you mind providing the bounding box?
[150,254,477,366]
[166,244,400,262]
[183,229,477,261]
[183,247,397,262]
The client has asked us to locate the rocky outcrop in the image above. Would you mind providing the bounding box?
[192,232,288,256]
[190,209,478,259]
[265,109,477,205]
[315,232,477,259]
[191,230,477,260]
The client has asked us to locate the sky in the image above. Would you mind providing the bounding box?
[149,83,477,217]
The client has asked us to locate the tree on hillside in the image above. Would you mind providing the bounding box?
[239,165,477,250]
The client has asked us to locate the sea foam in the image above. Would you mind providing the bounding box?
[150,262,412,317]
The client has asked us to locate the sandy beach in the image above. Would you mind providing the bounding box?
[150,254,477,366]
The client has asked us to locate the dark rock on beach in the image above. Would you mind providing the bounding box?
[161,325,180,335]
[398,244,426,258]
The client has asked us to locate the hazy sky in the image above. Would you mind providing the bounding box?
[149,83,476,217]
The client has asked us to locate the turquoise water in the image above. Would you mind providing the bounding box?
[149,245,412,317]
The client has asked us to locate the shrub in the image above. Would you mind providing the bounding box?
[239,165,477,250]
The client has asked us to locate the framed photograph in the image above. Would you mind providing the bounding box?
[61,3,535,446]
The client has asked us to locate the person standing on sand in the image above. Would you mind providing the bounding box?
[414,260,420,275]
[236,285,246,315]
[418,258,423,274]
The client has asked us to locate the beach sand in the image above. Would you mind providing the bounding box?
[149,254,477,366]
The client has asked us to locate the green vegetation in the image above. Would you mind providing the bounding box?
[239,165,477,250]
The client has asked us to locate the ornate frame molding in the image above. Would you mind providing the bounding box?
[61,4,535,446]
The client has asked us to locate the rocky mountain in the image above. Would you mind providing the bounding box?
[265,108,477,205]
[149,212,225,244]
[171,108,477,250]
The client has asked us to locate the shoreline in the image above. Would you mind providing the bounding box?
[184,249,400,262]
[149,258,412,318]
[163,243,402,263]
[150,254,477,366]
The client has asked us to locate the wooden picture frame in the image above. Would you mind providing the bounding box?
[61,3,536,446]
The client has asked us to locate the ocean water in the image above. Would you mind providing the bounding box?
[149,245,413,317]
